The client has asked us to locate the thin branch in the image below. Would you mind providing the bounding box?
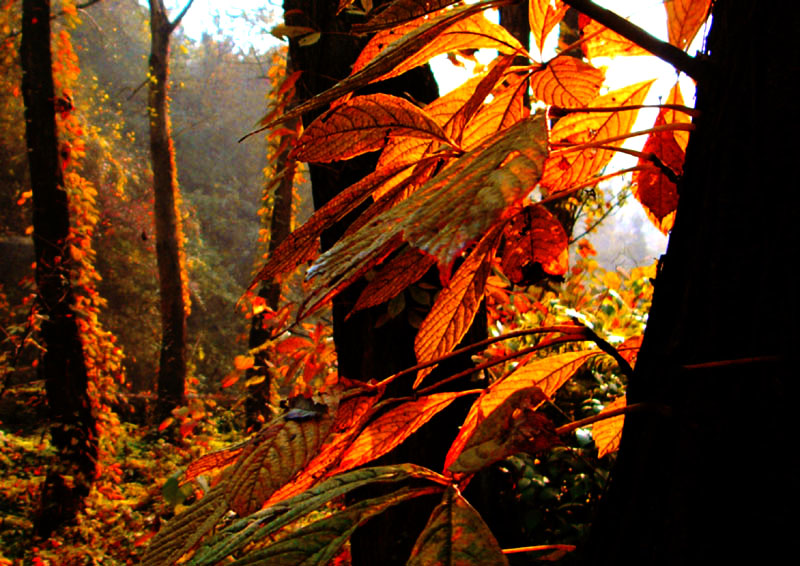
[554,401,668,435]
[551,103,700,118]
[571,144,682,184]
[503,544,576,555]
[560,0,708,80]
[4,0,106,39]
[376,325,588,390]
[168,0,196,32]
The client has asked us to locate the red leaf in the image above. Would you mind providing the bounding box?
[632,93,686,234]
[500,206,568,283]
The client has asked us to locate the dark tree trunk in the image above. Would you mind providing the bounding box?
[281,2,485,564]
[148,0,193,423]
[20,0,98,538]
[583,1,796,563]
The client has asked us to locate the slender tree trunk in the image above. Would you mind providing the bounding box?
[20,0,97,538]
[245,111,297,427]
[148,0,193,423]
[583,1,796,563]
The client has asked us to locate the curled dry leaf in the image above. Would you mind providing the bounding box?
[445,350,599,473]
[448,386,560,475]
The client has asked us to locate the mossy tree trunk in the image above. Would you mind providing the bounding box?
[148,0,193,423]
[20,0,98,538]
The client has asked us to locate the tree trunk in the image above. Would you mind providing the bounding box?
[245,110,297,427]
[148,0,192,423]
[20,0,98,538]
[583,1,796,563]
[282,2,487,564]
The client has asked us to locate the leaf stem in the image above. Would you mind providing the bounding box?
[550,123,695,156]
[503,544,576,555]
[551,103,700,117]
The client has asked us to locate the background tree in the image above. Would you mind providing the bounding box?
[19,0,97,538]
[148,0,194,422]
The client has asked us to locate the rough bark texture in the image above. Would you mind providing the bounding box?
[282,2,485,564]
[21,0,98,538]
[583,1,796,563]
[148,0,190,422]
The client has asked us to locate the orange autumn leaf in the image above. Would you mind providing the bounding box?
[579,15,651,59]
[220,373,239,388]
[530,57,605,108]
[333,391,475,473]
[593,394,626,457]
[351,246,435,315]
[306,116,548,313]
[291,94,453,163]
[529,0,568,54]
[500,205,568,283]
[617,334,643,370]
[541,80,654,193]
[444,350,599,474]
[233,355,255,370]
[663,82,692,152]
[460,68,529,149]
[414,223,504,388]
[632,99,686,234]
[157,417,173,432]
[664,0,712,51]
[260,2,517,131]
[351,8,524,80]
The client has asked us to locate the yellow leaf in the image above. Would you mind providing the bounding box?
[593,395,626,457]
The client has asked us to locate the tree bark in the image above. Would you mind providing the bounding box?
[20,0,98,538]
[148,0,193,423]
[583,1,796,563]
